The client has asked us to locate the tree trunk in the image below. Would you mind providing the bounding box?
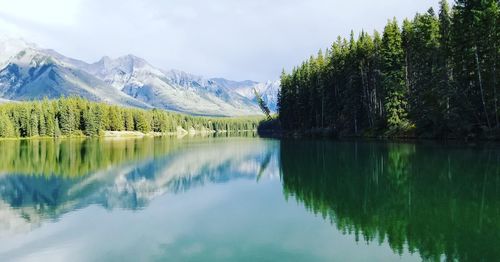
[493,48,499,128]
[475,46,491,129]
[354,112,358,135]
[360,62,372,127]
[321,96,324,128]
[493,44,500,128]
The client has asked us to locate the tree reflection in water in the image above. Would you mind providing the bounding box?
[280,140,500,261]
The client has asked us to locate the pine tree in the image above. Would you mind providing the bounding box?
[0,112,15,137]
[58,99,75,135]
[405,9,441,135]
[82,105,99,136]
[134,111,151,133]
[43,100,56,137]
[108,106,124,131]
[437,0,454,135]
[29,105,40,137]
[38,106,47,136]
[451,0,499,134]
[381,18,411,133]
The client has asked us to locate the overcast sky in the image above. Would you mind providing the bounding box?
[0,0,441,81]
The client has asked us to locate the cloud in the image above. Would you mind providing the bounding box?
[0,0,81,26]
[0,0,440,81]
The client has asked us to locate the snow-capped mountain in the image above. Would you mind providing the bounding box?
[208,78,280,112]
[233,80,280,112]
[0,37,35,67]
[0,47,151,108]
[0,37,280,116]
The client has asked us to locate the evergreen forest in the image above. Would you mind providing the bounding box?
[278,0,500,139]
[0,97,262,138]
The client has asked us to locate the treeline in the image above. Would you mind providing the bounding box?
[0,97,262,138]
[279,0,500,138]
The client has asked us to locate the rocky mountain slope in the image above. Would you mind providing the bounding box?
[0,37,279,116]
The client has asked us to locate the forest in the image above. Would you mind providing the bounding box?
[0,97,262,138]
[278,0,500,139]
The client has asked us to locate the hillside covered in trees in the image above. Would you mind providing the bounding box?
[278,0,500,139]
[0,97,262,138]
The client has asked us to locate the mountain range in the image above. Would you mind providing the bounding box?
[0,37,279,116]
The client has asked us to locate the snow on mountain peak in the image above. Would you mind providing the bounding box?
[232,80,280,112]
[93,54,162,76]
[0,37,37,67]
[0,37,280,116]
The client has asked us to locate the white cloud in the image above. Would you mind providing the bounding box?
[0,0,81,26]
[0,0,441,81]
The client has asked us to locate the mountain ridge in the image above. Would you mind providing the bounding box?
[0,37,279,116]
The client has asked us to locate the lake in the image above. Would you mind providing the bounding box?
[0,137,498,261]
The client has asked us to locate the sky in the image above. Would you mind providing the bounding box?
[0,0,441,82]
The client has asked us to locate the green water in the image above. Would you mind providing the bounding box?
[0,137,498,261]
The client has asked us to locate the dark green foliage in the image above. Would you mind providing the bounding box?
[450,0,500,136]
[381,19,411,133]
[0,97,262,138]
[58,99,76,136]
[82,104,100,136]
[279,0,500,139]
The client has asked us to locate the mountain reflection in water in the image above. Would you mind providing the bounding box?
[0,137,279,232]
[0,137,498,261]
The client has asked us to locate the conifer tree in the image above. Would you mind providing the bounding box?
[82,105,99,136]
[381,18,410,133]
[0,112,15,138]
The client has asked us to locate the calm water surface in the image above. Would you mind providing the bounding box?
[0,137,498,261]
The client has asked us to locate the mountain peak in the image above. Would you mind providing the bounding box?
[0,37,279,116]
[0,37,37,67]
[120,54,149,68]
[10,48,54,68]
[98,55,112,64]
[93,54,153,75]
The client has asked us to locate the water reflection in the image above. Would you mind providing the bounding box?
[0,138,498,261]
[0,137,279,235]
[280,140,500,261]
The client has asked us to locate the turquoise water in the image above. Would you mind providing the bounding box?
[0,137,498,261]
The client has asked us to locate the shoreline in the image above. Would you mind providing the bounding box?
[257,129,500,143]
[0,129,258,141]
